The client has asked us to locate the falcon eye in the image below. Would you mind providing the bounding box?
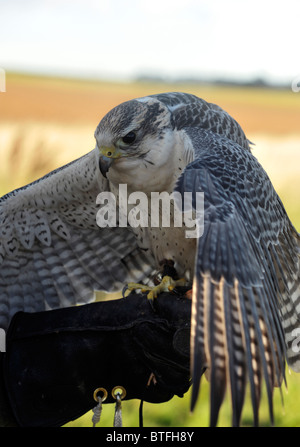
[122,131,136,145]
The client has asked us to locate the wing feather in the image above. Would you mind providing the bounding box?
[0,149,155,330]
[176,128,298,425]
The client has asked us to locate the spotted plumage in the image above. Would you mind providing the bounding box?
[0,92,299,426]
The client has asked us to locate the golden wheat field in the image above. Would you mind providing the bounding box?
[0,72,300,427]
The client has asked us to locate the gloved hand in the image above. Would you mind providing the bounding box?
[1,290,192,427]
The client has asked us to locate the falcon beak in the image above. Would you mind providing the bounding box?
[98,145,121,178]
[99,155,113,178]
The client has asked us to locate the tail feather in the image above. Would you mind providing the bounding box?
[223,280,247,426]
[237,282,261,426]
[246,286,274,424]
[191,273,286,426]
[206,277,227,427]
[190,276,206,411]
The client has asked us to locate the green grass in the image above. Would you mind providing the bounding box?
[65,370,300,427]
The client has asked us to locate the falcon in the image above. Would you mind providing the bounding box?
[0,92,299,426]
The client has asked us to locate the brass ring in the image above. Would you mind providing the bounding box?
[111,385,126,400]
[93,387,108,402]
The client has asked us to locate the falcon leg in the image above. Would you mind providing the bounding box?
[124,260,187,302]
[125,276,187,301]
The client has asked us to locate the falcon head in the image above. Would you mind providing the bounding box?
[95,96,181,191]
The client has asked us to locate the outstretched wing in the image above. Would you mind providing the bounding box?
[175,128,300,426]
[0,149,155,331]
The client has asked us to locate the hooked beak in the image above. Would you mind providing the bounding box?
[98,145,121,178]
[99,155,113,178]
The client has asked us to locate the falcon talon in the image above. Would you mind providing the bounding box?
[144,276,187,301]
[126,282,152,295]
[122,285,129,299]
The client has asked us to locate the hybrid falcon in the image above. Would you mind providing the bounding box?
[0,92,299,426]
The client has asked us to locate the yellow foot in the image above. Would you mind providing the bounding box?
[125,276,186,301]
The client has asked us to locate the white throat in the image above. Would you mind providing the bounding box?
[106,129,193,194]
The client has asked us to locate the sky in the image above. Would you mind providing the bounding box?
[0,0,299,84]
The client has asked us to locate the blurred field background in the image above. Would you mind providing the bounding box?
[0,71,300,427]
